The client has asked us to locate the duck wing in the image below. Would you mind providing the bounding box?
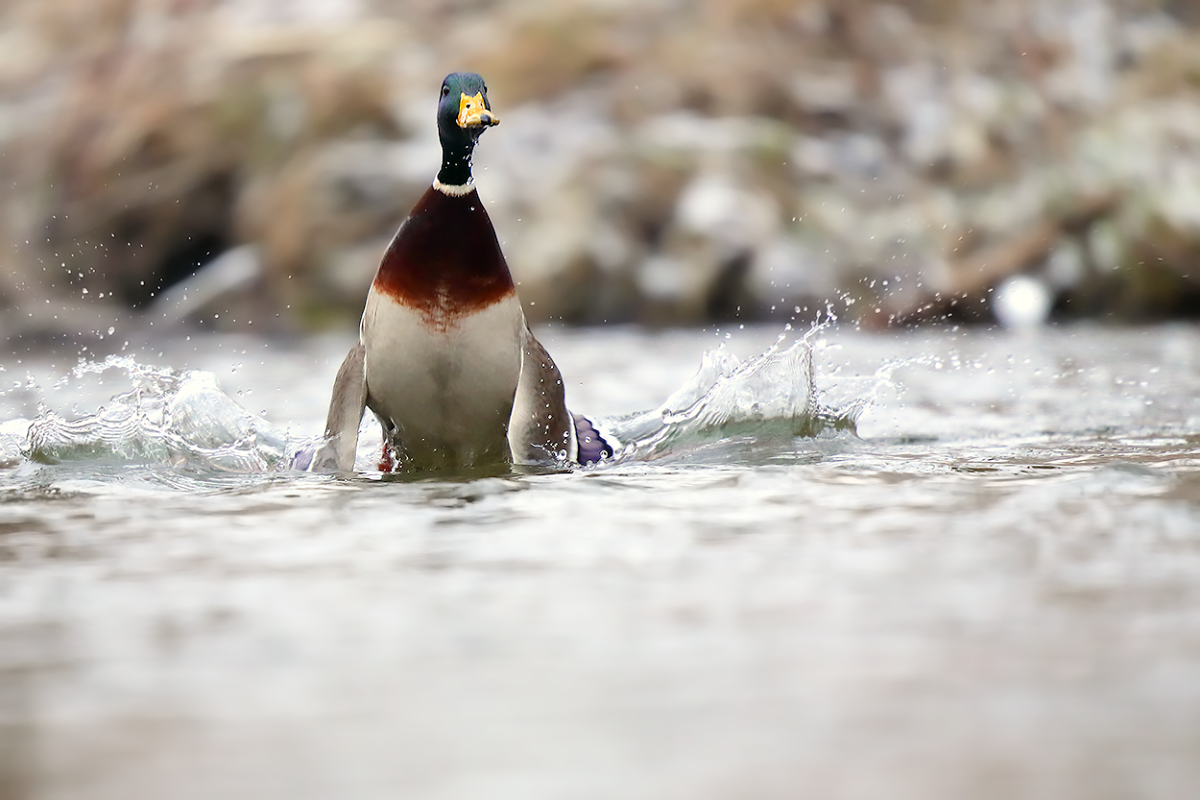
[508,327,613,466]
[571,412,613,466]
[313,342,367,471]
[508,326,574,464]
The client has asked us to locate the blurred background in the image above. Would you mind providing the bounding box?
[3,0,1200,341]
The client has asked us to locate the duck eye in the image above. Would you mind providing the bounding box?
[441,85,450,97]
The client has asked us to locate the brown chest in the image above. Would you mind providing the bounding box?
[371,187,516,331]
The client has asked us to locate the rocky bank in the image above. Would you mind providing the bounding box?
[2,0,1200,340]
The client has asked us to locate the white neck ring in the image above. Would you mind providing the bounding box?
[433,178,475,197]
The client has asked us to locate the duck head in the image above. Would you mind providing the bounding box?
[436,72,499,188]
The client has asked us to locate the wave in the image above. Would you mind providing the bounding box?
[599,333,861,464]
[15,356,292,472]
[2,331,871,476]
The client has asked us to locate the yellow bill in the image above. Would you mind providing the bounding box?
[457,91,499,128]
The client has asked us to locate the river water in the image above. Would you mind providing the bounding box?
[2,322,1199,799]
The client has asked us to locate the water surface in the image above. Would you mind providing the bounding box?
[2,323,1199,799]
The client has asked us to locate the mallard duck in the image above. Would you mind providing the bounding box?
[314,72,611,472]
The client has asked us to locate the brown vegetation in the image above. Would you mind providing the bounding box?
[2,0,1200,339]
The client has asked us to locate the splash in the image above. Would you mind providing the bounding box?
[20,355,290,472]
[5,330,877,476]
[598,331,862,464]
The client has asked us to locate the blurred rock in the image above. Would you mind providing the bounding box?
[146,244,261,330]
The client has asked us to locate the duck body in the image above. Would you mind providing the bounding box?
[362,185,538,469]
[313,72,609,473]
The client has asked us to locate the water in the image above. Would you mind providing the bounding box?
[2,323,1200,799]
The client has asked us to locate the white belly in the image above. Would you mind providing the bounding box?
[360,288,525,468]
